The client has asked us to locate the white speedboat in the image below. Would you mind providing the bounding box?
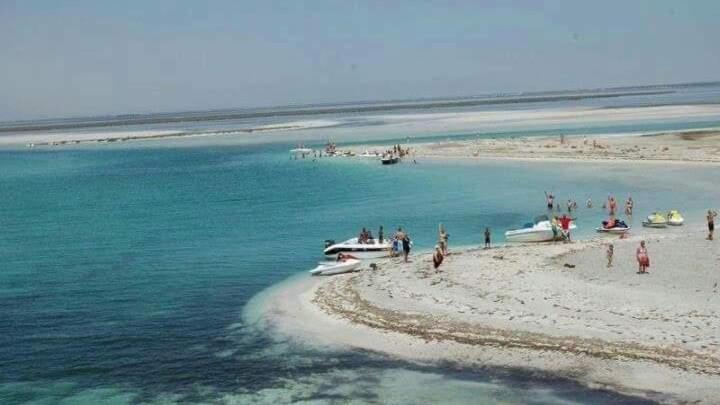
[309,259,361,276]
[505,215,575,243]
[323,238,392,259]
[290,147,313,154]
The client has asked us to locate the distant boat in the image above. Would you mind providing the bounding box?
[381,156,400,165]
[290,148,313,154]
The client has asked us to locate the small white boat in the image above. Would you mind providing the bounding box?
[505,215,576,243]
[381,156,400,165]
[290,148,313,154]
[324,238,392,259]
[309,259,361,276]
[667,210,684,226]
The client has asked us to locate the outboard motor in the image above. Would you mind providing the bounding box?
[324,240,335,249]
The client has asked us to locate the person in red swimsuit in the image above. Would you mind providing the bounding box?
[559,214,572,242]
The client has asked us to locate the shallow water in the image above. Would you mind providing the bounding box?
[2,137,718,403]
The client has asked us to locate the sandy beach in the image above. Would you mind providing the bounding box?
[351,130,720,164]
[256,225,720,403]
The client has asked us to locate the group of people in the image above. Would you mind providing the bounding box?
[605,240,650,274]
[357,227,376,244]
[432,225,492,272]
[546,191,635,217]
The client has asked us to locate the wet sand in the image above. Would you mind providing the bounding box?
[257,225,720,403]
[352,130,720,164]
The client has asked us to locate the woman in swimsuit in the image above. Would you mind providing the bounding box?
[636,240,650,274]
[625,197,634,216]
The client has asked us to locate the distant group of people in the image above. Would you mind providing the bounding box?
[547,192,635,217]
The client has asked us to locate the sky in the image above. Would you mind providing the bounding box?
[1,0,719,121]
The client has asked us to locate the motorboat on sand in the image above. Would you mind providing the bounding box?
[667,210,684,226]
[643,212,668,228]
[596,218,630,234]
[505,215,576,243]
[309,258,361,276]
[323,238,392,259]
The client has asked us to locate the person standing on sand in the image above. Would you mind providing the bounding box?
[402,233,411,262]
[393,227,405,257]
[559,214,572,242]
[484,227,491,249]
[432,245,444,271]
[438,224,449,256]
[606,244,614,268]
[636,240,650,274]
[708,210,718,240]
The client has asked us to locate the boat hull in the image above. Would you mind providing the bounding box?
[323,238,392,259]
[596,227,631,234]
[505,230,555,243]
[310,259,361,276]
[642,221,667,228]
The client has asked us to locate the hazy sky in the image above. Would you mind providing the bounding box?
[1,1,719,120]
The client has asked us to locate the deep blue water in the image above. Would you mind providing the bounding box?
[2,139,719,403]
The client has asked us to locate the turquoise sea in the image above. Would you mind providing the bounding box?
[2,85,720,404]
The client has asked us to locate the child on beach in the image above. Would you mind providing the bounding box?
[484,227,491,249]
[606,244,614,268]
[636,240,650,274]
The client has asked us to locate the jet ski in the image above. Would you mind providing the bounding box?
[596,218,630,234]
[667,210,684,226]
[643,212,668,228]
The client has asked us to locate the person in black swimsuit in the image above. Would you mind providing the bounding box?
[402,234,411,262]
[708,210,717,240]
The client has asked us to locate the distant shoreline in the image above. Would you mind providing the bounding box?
[0,89,682,133]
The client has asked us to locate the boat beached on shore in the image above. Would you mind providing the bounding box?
[323,238,392,259]
[505,215,576,243]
